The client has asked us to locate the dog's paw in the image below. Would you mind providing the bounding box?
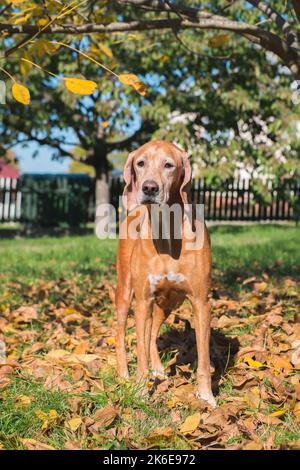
[117,370,130,380]
[195,390,217,408]
[151,369,168,379]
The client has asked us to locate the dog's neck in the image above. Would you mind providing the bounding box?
[146,202,184,259]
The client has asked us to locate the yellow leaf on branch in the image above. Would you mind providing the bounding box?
[37,19,49,27]
[64,77,97,95]
[99,43,113,59]
[12,82,30,105]
[20,54,32,76]
[13,14,31,25]
[208,34,231,48]
[119,73,148,96]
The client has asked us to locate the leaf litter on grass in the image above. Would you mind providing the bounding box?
[0,273,300,450]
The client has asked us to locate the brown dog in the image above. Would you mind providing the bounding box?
[115,140,216,407]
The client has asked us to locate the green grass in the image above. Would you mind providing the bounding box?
[0,235,118,287]
[0,224,299,287]
[0,375,70,450]
[0,223,299,450]
[209,224,300,287]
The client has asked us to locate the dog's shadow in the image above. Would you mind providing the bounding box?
[157,318,239,393]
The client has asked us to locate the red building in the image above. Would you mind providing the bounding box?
[0,158,20,178]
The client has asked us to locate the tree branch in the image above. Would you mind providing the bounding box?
[291,0,300,23]
[30,136,74,158]
[107,120,156,151]
[114,0,199,17]
[0,2,11,16]
[0,9,299,78]
[246,0,298,47]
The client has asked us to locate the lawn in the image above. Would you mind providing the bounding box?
[0,224,299,450]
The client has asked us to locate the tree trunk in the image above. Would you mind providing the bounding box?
[94,153,110,222]
[95,167,110,206]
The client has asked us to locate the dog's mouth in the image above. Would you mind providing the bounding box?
[140,196,160,205]
[139,192,166,205]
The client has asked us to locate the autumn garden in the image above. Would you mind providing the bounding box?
[0,0,300,451]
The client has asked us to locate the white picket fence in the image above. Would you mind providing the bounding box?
[0,177,21,222]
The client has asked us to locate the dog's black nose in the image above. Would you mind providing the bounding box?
[142,180,159,197]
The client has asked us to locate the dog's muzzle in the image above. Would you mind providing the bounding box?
[141,180,161,204]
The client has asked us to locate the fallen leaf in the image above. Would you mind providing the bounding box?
[244,356,264,369]
[88,405,118,433]
[179,412,200,435]
[16,395,32,406]
[21,438,55,450]
[270,409,287,418]
[293,402,300,422]
[243,441,263,450]
[66,417,82,432]
[254,282,268,292]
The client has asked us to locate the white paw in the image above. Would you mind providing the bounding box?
[152,369,167,379]
[118,371,129,380]
[195,390,217,408]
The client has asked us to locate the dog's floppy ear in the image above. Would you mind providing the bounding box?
[122,150,138,211]
[180,152,192,204]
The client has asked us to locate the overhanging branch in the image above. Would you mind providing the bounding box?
[0,9,299,78]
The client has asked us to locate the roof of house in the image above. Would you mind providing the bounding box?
[0,158,20,178]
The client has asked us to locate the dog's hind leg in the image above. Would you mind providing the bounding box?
[150,305,166,378]
[193,300,216,408]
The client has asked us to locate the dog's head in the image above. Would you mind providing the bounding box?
[123,140,191,210]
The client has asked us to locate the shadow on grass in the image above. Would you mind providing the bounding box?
[157,320,239,394]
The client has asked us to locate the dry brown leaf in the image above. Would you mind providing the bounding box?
[288,440,300,450]
[179,412,201,435]
[88,405,118,433]
[21,438,55,450]
[64,440,82,450]
[14,306,38,323]
[293,402,300,422]
[268,355,293,372]
[254,282,268,293]
[147,427,174,443]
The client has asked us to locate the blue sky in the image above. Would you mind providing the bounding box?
[15,142,71,174]
[14,138,73,174]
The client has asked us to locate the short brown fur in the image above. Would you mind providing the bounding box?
[115,140,216,407]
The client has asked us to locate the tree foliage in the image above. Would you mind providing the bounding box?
[0,1,299,99]
[0,1,299,201]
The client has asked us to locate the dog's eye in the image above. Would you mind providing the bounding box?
[137,161,144,167]
[165,162,174,169]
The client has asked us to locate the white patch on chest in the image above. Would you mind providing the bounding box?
[148,271,186,294]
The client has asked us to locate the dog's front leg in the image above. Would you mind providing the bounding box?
[115,297,130,379]
[193,300,216,408]
[135,300,152,379]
